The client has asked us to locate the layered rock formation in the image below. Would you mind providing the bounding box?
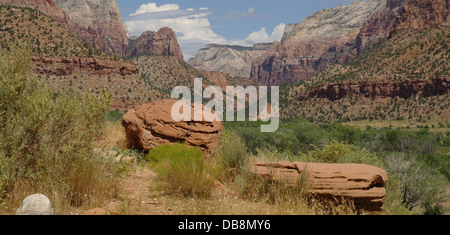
[130,27,184,61]
[32,56,139,76]
[54,0,129,57]
[250,0,387,86]
[122,100,223,153]
[188,43,274,78]
[300,77,450,101]
[250,161,388,211]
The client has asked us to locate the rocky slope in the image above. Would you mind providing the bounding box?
[250,0,387,86]
[54,0,129,57]
[188,43,274,78]
[129,27,183,60]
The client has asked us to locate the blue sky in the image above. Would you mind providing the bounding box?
[116,0,355,59]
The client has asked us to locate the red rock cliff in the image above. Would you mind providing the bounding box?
[130,27,184,61]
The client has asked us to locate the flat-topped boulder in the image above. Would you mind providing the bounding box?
[250,161,388,211]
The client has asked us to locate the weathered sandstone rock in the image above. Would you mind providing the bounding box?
[250,161,388,211]
[122,99,222,153]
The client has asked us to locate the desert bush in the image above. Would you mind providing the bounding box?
[0,47,119,212]
[383,153,447,211]
[214,130,248,178]
[299,141,382,166]
[145,143,215,198]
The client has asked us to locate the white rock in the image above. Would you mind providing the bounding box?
[16,194,54,215]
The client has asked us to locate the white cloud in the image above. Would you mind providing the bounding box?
[130,3,179,16]
[124,3,285,60]
[230,23,286,46]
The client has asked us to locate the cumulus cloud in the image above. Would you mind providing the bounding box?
[230,23,286,46]
[124,3,285,60]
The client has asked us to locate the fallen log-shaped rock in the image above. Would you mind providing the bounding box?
[250,161,388,211]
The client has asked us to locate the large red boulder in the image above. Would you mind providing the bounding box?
[122,99,222,153]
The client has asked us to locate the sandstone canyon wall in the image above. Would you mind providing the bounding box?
[54,0,129,57]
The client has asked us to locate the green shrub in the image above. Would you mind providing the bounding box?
[300,140,382,166]
[145,143,215,198]
[0,47,118,211]
[106,110,124,122]
[214,130,248,178]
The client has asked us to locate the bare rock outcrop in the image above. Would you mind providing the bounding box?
[299,77,450,101]
[188,43,274,78]
[122,99,222,153]
[130,27,184,61]
[250,161,388,211]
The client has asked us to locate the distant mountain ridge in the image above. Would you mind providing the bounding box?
[188,42,275,78]
[251,0,449,86]
[250,0,387,86]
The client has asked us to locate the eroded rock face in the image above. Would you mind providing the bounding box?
[299,77,450,101]
[54,0,129,57]
[188,43,274,78]
[122,99,222,153]
[250,161,388,211]
[356,0,450,53]
[250,0,386,86]
[130,27,184,61]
